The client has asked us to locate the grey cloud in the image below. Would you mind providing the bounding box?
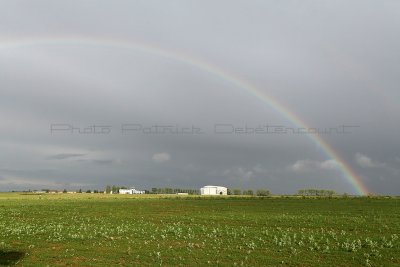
[47,153,86,160]
[152,153,171,163]
[222,167,254,182]
[288,159,340,173]
[355,153,386,168]
[92,159,115,165]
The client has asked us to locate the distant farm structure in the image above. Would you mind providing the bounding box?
[200,185,228,195]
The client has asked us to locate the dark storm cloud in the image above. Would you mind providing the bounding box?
[0,1,399,194]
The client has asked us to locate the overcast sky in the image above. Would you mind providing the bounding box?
[0,1,399,194]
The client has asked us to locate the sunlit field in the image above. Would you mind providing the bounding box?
[0,193,399,266]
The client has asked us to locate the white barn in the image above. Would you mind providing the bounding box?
[200,185,228,195]
[119,187,145,194]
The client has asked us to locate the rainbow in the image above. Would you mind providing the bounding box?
[0,35,369,195]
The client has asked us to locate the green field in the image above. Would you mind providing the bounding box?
[0,193,399,266]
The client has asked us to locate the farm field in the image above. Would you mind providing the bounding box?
[0,193,399,266]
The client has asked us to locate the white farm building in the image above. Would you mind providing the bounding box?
[200,185,228,195]
[119,187,145,194]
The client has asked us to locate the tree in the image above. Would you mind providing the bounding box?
[105,185,111,194]
[256,189,270,196]
[63,189,67,193]
[111,185,116,193]
[233,189,241,195]
[152,188,157,194]
[78,189,82,193]
[245,189,254,196]
[86,190,91,193]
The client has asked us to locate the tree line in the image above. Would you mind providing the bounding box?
[147,188,271,196]
[297,189,336,197]
[41,186,272,195]
[150,188,199,194]
[230,189,271,196]
[49,186,273,196]
[40,187,336,197]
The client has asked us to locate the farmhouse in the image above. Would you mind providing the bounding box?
[200,185,228,195]
[118,187,145,194]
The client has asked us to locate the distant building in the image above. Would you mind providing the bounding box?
[200,185,228,195]
[119,187,145,194]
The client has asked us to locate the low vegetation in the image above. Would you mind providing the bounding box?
[0,193,398,266]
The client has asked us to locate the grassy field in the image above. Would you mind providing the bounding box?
[0,193,399,266]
